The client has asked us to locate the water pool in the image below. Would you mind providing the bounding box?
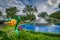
[21,24,60,34]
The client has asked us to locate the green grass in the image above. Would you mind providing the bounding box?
[0,25,60,40]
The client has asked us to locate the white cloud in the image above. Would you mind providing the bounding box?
[0,0,60,15]
[47,0,53,6]
[43,6,47,9]
[0,0,25,15]
[47,0,60,8]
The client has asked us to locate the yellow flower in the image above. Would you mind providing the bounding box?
[6,19,17,26]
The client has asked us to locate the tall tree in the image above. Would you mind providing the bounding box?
[0,11,2,17]
[23,5,37,21]
[6,7,18,18]
[23,5,38,15]
[38,12,48,18]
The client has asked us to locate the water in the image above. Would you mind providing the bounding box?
[21,24,60,34]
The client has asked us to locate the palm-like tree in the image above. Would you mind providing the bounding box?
[23,5,38,15]
[23,5,38,21]
[32,6,38,14]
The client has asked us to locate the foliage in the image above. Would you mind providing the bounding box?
[49,10,60,19]
[22,5,37,21]
[20,16,27,21]
[23,5,38,15]
[27,14,36,21]
[6,7,18,18]
[0,26,60,40]
[21,14,36,21]
[46,18,60,24]
[38,12,48,18]
[0,11,2,16]
[58,3,60,8]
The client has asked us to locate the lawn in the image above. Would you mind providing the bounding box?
[0,25,60,40]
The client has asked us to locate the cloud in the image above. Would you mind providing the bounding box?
[47,0,53,6]
[47,0,60,8]
[0,0,25,15]
[0,0,60,15]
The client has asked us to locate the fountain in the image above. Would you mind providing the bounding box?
[34,18,51,26]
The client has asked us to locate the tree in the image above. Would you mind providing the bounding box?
[23,5,37,21]
[49,10,60,19]
[58,3,60,8]
[38,12,48,18]
[6,7,18,18]
[26,14,36,21]
[23,5,38,15]
[0,11,2,17]
[32,6,38,14]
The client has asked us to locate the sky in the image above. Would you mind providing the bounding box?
[0,0,60,15]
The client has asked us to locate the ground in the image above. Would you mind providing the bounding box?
[0,25,60,40]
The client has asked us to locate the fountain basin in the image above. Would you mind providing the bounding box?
[21,24,60,34]
[34,23,51,26]
[34,18,51,26]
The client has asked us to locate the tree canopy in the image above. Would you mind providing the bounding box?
[22,5,37,21]
[38,12,48,18]
[0,11,2,16]
[23,5,38,15]
[58,3,60,8]
[6,7,18,18]
[49,10,60,19]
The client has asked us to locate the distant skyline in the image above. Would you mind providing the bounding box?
[0,0,60,15]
